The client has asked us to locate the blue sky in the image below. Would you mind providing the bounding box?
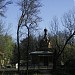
[4,0,74,40]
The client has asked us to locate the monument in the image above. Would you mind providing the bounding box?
[30,28,54,68]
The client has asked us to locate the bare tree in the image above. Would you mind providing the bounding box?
[17,0,42,74]
[50,16,59,35]
[0,0,12,17]
[62,9,75,35]
[49,16,63,69]
[0,20,4,35]
[49,15,75,70]
[61,9,75,56]
[49,16,61,51]
[18,0,41,30]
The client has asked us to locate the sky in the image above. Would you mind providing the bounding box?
[4,0,75,41]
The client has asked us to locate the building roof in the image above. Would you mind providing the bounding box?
[30,28,53,56]
[30,51,53,55]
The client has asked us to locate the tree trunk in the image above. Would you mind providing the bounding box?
[17,27,20,75]
[26,28,29,75]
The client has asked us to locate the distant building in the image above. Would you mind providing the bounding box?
[30,28,54,67]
